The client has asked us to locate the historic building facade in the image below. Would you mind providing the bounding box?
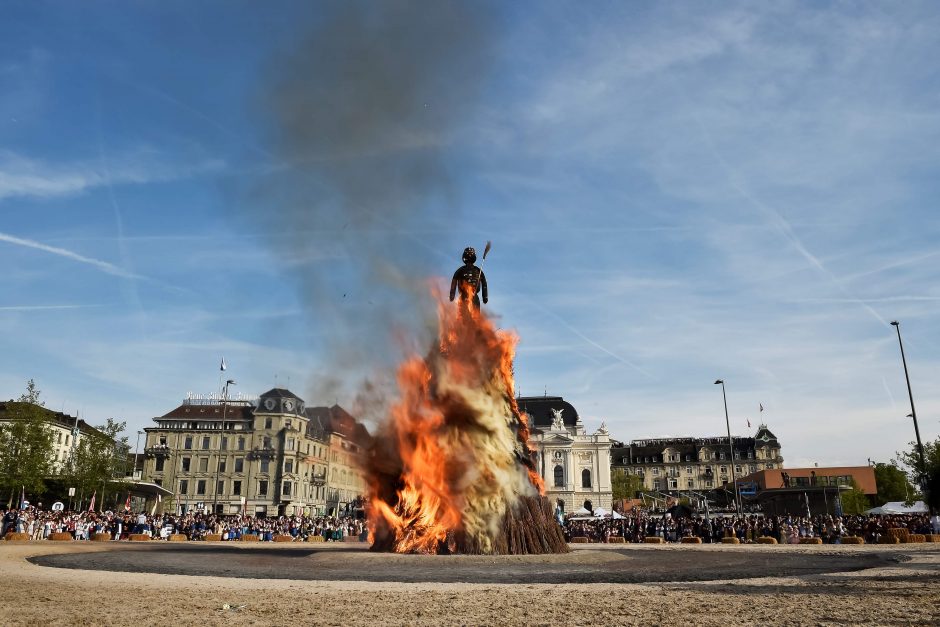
[521,395,613,514]
[141,388,367,517]
[609,424,782,497]
[0,400,111,471]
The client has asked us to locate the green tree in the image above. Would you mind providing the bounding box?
[872,462,915,505]
[839,480,871,515]
[611,470,644,501]
[0,379,55,504]
[61,417,130,510]
[895,437,940,512]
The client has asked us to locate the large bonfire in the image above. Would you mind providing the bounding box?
[366,288,568,555]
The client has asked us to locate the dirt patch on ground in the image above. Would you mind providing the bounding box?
[2,542,938,626]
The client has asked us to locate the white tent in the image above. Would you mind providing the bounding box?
[611,510,624,519]
[865,501,927,515]
[593,507,609,517]
[570,507,592,517]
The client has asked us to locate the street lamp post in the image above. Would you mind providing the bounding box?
[213,380,235,513]
[715,380,742,514]
[133,430,143,479]
[890,321,928,493]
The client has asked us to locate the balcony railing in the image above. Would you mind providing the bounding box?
[311,473,327,486]
[144,445,173,458]
[248,447,277,461]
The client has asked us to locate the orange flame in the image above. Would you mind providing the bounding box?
[366,288,543,554]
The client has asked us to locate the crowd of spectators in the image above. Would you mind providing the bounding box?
[0,505,367,542]
[564,511,940,544]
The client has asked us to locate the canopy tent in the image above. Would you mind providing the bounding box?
[570,507,592,517]
[593,507,609,517]
[611,510,624,519]
[864,501,927,515]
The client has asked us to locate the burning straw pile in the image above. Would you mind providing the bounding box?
[366,293,568,555]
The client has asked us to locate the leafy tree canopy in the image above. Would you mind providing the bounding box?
[611,470,644,501]
[0,379,55,502]
[895,437,940,512]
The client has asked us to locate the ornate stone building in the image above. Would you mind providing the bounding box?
[141,388,367,517]
[609,424,782,497]
[521,395,613,514]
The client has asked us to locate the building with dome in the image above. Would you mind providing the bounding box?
[521,395,613,515]
[141,387,369,517]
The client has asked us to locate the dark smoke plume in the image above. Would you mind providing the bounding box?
[253,1,496,407]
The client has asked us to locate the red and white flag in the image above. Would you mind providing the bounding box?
[88,491,96,512]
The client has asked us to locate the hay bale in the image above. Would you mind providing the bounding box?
[721,537,740,544]
[756,537,778,544]
[887,528,910,543]
[799,537,823,544]
[925,534,940,543]
[168,534,188,542]
[607,537,626,543]
[644,537,665,544]
[4,532,30,542]
[240,534,260,542]
[878,535,901,544]
[49,532,73,542]
[92,533,112,542]
[306,535,325,543]
[274,535,294,543]
[908,534,926,543]
[680,536,702,544]
[203,534,223,542]
[128,533,152,542]
[570,537,589,544]
[840,536,865,544]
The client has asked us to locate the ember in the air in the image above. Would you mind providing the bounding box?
[366,286,568,555]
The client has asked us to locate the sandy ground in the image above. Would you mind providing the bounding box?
[0,541,937,626]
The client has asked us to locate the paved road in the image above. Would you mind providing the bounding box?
[29,544,904,584]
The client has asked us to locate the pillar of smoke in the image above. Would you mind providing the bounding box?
[253,0,496,407]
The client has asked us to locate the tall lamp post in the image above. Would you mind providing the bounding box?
[133,430,143,479]
[715,380,741,514]
[890,321,927,494]
[213,379,235,513]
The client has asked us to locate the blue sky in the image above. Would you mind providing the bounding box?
[2,1,938,468]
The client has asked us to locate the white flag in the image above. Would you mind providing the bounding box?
[220,357,226,372]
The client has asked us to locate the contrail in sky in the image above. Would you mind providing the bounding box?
[0,230,144,279]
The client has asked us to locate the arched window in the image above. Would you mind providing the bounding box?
[553,465,564,487]
[581,468,592,488]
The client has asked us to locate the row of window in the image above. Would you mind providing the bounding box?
[552,466,592,488]
[622,449,772,464]
[154,433,327,457]
[157,456,316,476]
[176,478,329,500]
